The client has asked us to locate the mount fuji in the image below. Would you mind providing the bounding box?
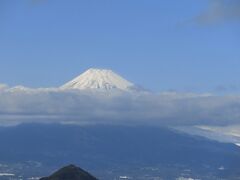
[61,68,143,92]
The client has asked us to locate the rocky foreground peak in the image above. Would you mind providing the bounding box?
[40,164,98,180]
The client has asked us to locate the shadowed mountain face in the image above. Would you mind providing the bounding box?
[40,165,97,180]
[0,124,240,179]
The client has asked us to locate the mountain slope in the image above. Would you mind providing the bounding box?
[61,68,138,91]
[0,124,240,179]
[40,165,97,180]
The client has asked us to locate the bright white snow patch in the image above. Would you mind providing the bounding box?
[235,143,240,147]
[61,68,136,91]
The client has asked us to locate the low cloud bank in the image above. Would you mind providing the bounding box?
[0,86,240,127]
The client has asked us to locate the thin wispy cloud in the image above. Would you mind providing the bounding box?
[195,0,240,24]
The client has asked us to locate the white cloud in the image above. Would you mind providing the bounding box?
[0,86,240,128]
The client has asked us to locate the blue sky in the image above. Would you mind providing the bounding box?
[0,0,239,92]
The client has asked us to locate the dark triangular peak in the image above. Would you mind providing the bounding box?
[40,164,98,180]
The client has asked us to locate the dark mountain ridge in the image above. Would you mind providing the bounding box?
[0,124,239,179]
[40,164,98,180]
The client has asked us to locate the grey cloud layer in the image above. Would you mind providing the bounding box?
[196,0,240,24]
[0,88,240,126]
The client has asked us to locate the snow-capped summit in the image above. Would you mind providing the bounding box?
[61,68,139,91]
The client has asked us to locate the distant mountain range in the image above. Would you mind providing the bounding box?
[0,68,240,147]
[0,124,239,179]
[1,68,145,93]
[0,68,240,179]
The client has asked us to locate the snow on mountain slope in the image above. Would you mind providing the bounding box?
[61,68,139,91]
[7,85,33,92]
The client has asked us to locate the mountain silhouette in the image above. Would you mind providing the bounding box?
[40,164,98,180]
